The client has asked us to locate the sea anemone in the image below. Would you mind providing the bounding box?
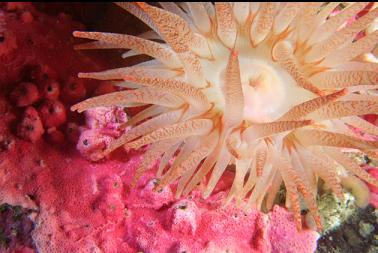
[71,2,378,230]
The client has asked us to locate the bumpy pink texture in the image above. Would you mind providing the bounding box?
[76,106,129,161]
[0,2,320,253]
[77,128,115,161]
[39,99,67,128]
[61,78,86,103]
[269,206,319,253]
[17,106,45,143]
[10,82,40,107]
[0,133,320,253]
[366,166,378,208]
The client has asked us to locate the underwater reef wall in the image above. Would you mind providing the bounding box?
[0,2,377,253]
[0,3,320,252]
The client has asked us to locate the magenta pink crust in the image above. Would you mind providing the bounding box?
[0,139,319,252]
[366,166,378,208]
[0,2,321,252]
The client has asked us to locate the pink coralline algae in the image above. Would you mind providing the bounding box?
[61,78,86,103]
[366,167,378,208]
[65,122,80,144]
[10,82,40,107]
[3,107,321,253]
[42,81,60,101]
[124,178,319,253]
[76,106,129,161]
[17,106,44,143]
[2,129,320,253]
[167,200,200,236]
[39,99,67,128]
[136,179,173,210]
[77,128,115,161]
[45,127,65,145]
[84,106,128,131]
[268,206,320,253]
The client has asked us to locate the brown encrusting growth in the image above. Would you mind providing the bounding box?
[71,2,378,230]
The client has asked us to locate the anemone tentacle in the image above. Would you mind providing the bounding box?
[72,2,378,230]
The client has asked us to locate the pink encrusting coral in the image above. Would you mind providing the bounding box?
[10,82,40,107]
[76,105,129,161]
[17,106,45,143]
[366,166,378,208]
[8,103,324,252]
[1,122,320,252]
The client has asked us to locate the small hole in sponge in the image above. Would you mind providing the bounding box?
[177,204,187,210]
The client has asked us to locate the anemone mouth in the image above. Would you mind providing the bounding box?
[201,38,308,123]
[71,2,378,231]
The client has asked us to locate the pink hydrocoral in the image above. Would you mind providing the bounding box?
[61,78,86,103]
[76,106,129,161]
[94,174,126,222]
[65,122,80,143]
[38,99,67,128]
[77,128,114,161]
[1,132,320,253]
[124,183,319,253]
[366,166,378,208]
[0,22,17,57]
[17,106,44,143]
[46,127,65,144]
[137,179,173,210]
[15,247,35,253]
[166,199,200,236]
[268,205,319,253]
[42,81,60,100]
[10,82,40,107]
[84,106,127,131]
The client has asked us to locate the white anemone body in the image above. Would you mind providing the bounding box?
[72,2,378,230]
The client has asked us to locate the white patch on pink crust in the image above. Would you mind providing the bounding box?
[77,106,129,161]
[76,129,114,161]
[138,179,174,210]
[167,200,200,236]
[84,106,128,133]
[268,205,320,253]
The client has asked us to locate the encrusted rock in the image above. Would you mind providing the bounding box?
[17,106,44,143]
[358,220,374,239]
[38,99,67,128]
